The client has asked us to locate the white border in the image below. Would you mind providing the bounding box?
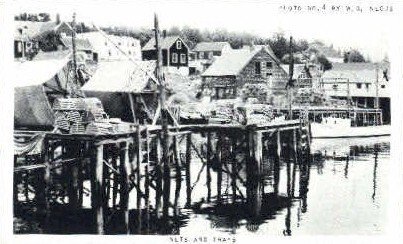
[1,1,403,244]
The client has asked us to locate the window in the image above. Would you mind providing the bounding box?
[255,61,261,75]
[105,42,108,46]
[118,42,121,46]
[356,83,362,89]
[366,83,370,89]
[176,41,182,49]
[108,50,112,56]
[132,43,134,47]
[381,85,386,88]
[180,54,186,64]
[172,53,178,63]
[128,51,132,55]
[266,72,273,77]
[266,62,273,69]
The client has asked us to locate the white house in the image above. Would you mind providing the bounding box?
[78,32,141,62]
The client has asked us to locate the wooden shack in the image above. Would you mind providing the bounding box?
[201,45,289,101]
[82,60,189,124]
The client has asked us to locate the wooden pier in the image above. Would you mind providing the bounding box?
[14,120,310,234]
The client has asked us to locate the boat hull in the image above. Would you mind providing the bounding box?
[310,123,391,138]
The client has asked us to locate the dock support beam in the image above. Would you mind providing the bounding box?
[93,144,105,235]
[216,133,223,205]
[246,129,263,217]
[206,133,212,202]
[185,133,192,207]
[120,141,130,234]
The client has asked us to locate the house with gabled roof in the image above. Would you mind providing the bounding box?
[14,20,73,60]
[201,45,288,101]
[190,41,232,74]
[142,35,189,76]
[77,32,141,62]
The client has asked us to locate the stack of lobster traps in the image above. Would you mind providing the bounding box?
[53,97,133,135]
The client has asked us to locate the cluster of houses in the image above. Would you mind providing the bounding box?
[13,17,391,126]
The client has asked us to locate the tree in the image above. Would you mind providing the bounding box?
[15,12,51,22]
[317,54,332,71]
[38,13,51,22]
[268,32,288,60]
[343,49,366,63]
[281,53,303,64]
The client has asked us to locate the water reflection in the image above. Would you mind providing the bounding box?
[187,136,388,235]
[14,136,389,235]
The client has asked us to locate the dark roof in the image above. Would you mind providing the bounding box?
[60,37,93,51]
[322,62,390,83]
[193,42,231,52]
[202,45,281,77]
[142,36,185,51]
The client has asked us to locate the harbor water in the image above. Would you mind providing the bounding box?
[14,136,390,235]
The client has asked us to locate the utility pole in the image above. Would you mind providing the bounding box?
[288,36,294,119]
[154,13,170,218]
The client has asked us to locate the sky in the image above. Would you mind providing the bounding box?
[12,0,397,61]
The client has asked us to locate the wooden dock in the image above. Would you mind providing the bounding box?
[14,120,310,234]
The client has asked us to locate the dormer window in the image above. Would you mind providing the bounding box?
[176,40,182,49]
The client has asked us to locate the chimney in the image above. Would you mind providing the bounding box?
[56,13,61,24]
[162,30,167,38]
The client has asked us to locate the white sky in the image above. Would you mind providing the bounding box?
[13,0,397,61]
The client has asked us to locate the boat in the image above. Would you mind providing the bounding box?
[296,106,391,139]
